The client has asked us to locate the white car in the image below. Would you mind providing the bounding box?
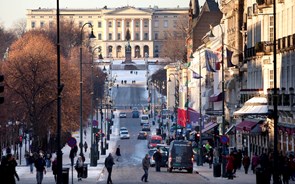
[120,130,130,139]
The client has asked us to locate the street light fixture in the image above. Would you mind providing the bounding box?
[79,23,96,157]
[209,24,226,177]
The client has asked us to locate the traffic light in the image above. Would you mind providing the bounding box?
[195,132,200,142]
[0,75,4,104]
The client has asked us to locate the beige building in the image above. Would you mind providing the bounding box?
[26,6,188,59]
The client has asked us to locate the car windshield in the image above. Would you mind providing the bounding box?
[151,139,161,144]
[142,116,148,120]
[121,131,128,134]
[120,127,127,130]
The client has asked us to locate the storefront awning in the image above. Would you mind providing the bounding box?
[201,121,219,134]
[209,92,223,102]
[236,121,258,131]
[233,97,268,116]
[225,124,236,135]
[250,123,262,134]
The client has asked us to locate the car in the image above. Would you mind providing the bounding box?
[119,112,127,118]
[132,110,140,118]
[167,140,194,173]
[140,115,149,125]
[148,135,163,149]
[120,127,127,131]
[120,130,130,139]
[142,123,151,131]
[137,131,148,140]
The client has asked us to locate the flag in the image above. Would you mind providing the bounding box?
[226,48,236,67]
[192,71,202,79]
[205,50,217,72]
[177,108,187,127]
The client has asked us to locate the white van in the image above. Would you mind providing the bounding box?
[140,115,149,125]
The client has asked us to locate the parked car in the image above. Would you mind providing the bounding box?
[142,123,151,131]
[167,140,193,173]
[120,130,130,139]
[137,131,148,140]
[148,135,163,149]
[149,145,169,167]
[119,112,127,118]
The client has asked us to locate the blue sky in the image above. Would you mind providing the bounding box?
[0,0,206,29]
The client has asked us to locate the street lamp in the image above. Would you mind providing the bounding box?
[90,46,101,166]
[209,24,226,177]
[79,23,96,157]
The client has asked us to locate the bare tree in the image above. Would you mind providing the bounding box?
[11,18,27,38]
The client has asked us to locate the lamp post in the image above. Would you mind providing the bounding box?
[90,46,101,166]
[79,22,96,157]
[56,1,63,183]
[209,24,226,177]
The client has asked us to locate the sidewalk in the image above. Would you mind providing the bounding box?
[194,163,256,184]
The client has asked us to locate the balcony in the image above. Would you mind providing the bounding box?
[267,87,295,109]
[255,41,273,56]
[256,0,273,10]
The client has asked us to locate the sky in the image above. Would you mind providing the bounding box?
[0,0,207,29]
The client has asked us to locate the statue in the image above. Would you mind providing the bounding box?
[124,29,132,63]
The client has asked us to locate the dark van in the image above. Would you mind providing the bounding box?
[168,140,193,173]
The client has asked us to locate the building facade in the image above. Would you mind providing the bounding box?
[26,6,188,59]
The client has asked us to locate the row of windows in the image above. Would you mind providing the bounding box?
[96,32,149,40]
[31,15,176,19]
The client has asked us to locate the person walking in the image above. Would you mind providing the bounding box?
[34,152,46,184]
[83,141,88,153]
[141,154,150,182]
[52,157,58,183]
[153,149,162,172]
[3,154,20,184]
[251,152,260,174]
[28,153,35,174]
[242,153,251,174]
[116,145,121,161]
[225,152,235,180]
[105,153,115,184]
[75,155,84,181]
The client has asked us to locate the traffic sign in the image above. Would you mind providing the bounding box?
[220,135,229,144]
[67,137,77,147]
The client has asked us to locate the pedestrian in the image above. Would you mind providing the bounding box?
[242,153,250,174]
[34,152,46,184]
[225,152,235,180]
[75,155,84,181]
[84,129,87,137]
[6,146,11,154]
[52,157,58,183]
[141,154,150,182]
[104,153,115,184]
[153,149,162,172]
[28,152,35,173]
[251,152,260,173]
[4,154,20,184]
[83,141,88,153]
[45,152,52,168]
[116,145,121,161]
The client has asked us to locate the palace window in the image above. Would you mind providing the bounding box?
[154,20,159,28]
[31,22,35,28]
[117,33,121,40]
[108,21,112,27]
[98,33,102,40]
[108,33,112,40]
[98,21,102,28]
[117,21,121,27]
[164,20,168,28]
[144,20,148,27]
[144,33,148,40]
[40,21,45,28]
[136,33,140,40]
[136,21,140,27]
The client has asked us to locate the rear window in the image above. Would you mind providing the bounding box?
[151,139,161,144]
[142,116,148,120]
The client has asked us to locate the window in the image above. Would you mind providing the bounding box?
[164,16,168,18]
[117,33,121,40]
[79,16,83,18]
[98,33,102,40]
[31,21,35,28]
[49,21,53,29]
[108,21,112,27]
[31,16,35,18]
[69,16,73,18]
[144,20,148,27]
[40,21,45,28]
[88,16,92,18]
[136,33,140,40]
[154,33,158,40]
[49,16,52,18]
[154,20,159,28]
[135,21,139,27]
[108,33,112,40]
[144,33,148,40]
[269,16,274,42]
[164,20,168,28]
[126,21,130,27]
[98,21,102,28]
[173,20,177,28]
[154,16,158,18]
[269,70,274,88]
[164,32,167,39]
[79,21,83,28]
[40,16,44,18]
[117,21,121,27]
[155,45,159,52]
[174,15,177,18]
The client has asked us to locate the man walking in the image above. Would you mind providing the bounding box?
[105,153,115,184]
[153,149,162,172]
[115,145,121,161]
[34,152,46,184]
[141,154,150,182]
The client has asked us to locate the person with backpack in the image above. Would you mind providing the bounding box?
[34,152,46,184]
[75,155,84,181]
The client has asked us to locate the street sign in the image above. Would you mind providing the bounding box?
[220,135,229,144]
[67,137,77,148]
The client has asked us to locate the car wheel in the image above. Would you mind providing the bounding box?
[187,168,193,173]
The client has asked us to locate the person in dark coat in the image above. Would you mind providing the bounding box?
[225,152,235,180]
[242,153,251,174]
[115,145,121,161]
[83,142,88,153]
[34,152,46,184]
[51,157,58,182]
[153,149,162,172]
[75,156,84,181]
[28,153,35,173]
[105,153,115,184]
[141,154,150,182]
[3,154,20,184]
